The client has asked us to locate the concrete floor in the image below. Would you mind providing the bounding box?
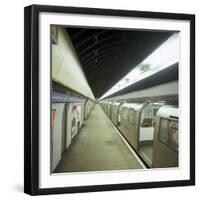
[54,104,143,173]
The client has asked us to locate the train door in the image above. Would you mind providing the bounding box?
[138,102,164,166]
[138,103,155,166]
[127,108,139,150]
[111,103,117,124]
[118,104,123,126]
[108,102,112,117]
[117,102,126,126]
[119,106,129,139]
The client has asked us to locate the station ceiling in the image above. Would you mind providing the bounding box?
[66,28,175,98]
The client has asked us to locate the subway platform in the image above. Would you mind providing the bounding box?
[54,104,145,173]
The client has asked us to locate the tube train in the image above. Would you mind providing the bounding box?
[99,99,178,168]
[51,91,95,172]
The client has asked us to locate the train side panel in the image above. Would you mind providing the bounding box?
[111,103,120,126]
[152,106,178,168]
[107,102,112,117]
[119,103,143,150]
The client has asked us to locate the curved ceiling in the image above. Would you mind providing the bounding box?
[66,27,175,98]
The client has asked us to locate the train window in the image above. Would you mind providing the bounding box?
[143,104,153,118]
[168,120,178,152]
[128,109,135,124]
[158,118,178,152]
[141,118,153,127]
[158,118,169,145]
[153,108,159,116]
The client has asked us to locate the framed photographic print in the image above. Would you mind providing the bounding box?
[24,4,195,195]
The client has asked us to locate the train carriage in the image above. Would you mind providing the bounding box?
[138,102,164,165]
[110,102,126,126]
[152,105,178,168]
[101,101,107,112]
[118,101,164,166]
[106,102,113,117]
[118,103,144,150]
[110,102,121,125]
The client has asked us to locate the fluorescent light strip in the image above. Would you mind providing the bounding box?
[100,33,179,100]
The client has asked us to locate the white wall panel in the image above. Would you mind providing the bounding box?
[52,27,95,100]
[66,103,72,148]
[52,103,65,171]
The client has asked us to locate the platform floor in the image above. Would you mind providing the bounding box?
[54,104,144,173]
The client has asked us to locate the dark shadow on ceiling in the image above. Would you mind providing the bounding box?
[66,27,176,98]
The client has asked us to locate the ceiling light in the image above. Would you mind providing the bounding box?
[100,33,179,100]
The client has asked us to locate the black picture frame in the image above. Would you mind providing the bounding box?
[24,4,195,196]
